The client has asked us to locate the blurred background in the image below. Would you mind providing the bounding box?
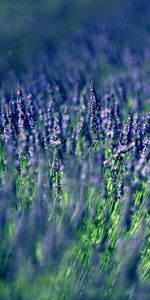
[0,0,150,82]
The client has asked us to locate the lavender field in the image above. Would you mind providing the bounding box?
[0,1,150,299]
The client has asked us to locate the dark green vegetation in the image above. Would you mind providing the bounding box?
[0,0,150,299]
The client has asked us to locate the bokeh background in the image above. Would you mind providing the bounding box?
[0,0,150,81]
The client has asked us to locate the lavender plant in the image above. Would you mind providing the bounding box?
[0,1,150,299]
